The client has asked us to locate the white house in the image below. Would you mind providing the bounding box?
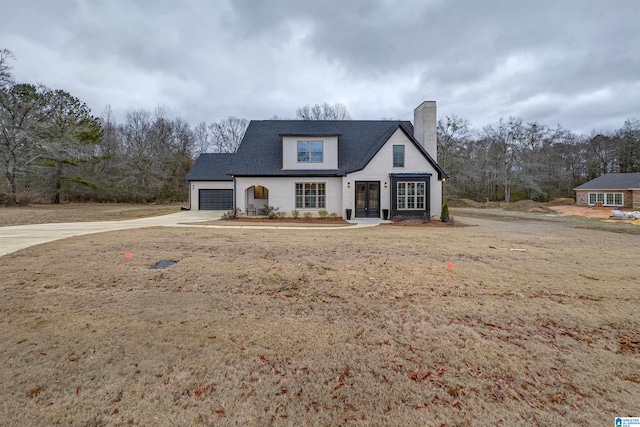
[186,101,447,219]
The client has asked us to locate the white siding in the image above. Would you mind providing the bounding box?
[235,177,342,216]
[189,181,234,211]
[342,128,443,218]
[282,136,338,170]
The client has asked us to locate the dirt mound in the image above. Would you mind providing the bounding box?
[548,198,576,206]
[447,198,483,208]
[505,199,554,213]
[484,201,511,209]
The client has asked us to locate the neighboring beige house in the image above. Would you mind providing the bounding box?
[186,102,447,219]
[574,172,640,209]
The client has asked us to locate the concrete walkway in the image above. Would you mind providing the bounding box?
[0,211,380,257]
[0,210,221,257]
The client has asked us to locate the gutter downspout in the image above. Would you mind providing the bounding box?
[232,176,236,214]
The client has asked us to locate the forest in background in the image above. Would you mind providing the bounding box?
[2,48,639,205]
[437,115,640,202]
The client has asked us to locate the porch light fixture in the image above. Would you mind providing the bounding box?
[384,181,388,188]
[347,182,351,188]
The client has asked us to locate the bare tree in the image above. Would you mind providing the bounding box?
[193,121,211,155]
[479,118,523,202]
[119,109,156,201]
[208,116,248,153]
[437,115,472,200]
[0,83,47,204]
[95,105,121,168]
[586,133,616,178]
[296,102,351,120]
[0,49,14,89]
[616,118,640,173]
[115,107,195,202]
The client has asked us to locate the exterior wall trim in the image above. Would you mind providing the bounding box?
[390,173,432,219]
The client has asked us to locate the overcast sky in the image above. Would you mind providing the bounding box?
[1,0,638,134]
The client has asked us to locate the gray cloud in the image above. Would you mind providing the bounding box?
[1,0,638,134]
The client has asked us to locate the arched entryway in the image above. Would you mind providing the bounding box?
[244,185,269,215]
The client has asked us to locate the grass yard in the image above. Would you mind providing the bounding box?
[1,213,639,426]
[0,203,182,226]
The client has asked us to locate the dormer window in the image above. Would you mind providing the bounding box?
[283,136,336,169]
[297,140,323,163]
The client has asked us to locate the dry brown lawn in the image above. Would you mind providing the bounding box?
[0,203,182,226]
[1,212,639,426]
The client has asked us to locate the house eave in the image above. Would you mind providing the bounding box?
[279,132,342,137]
[232,172,345,178]
[187,178,234,182]
[574,187,634,191]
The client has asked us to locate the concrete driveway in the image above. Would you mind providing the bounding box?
[0,211,383,257]
[0,210,223,257]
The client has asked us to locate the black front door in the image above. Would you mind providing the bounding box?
[355,181,380,218]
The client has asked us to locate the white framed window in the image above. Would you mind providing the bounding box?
[397,182,425,210]
[295,183,326,208]
[588,193,603,205]
[588,192,623,206]
[297,140,323,163]
[393,145,405,167]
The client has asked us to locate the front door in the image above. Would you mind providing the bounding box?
[355,181,380,218]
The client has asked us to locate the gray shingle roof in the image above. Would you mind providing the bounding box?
[574,172,640,190]
[187,120,446,181]
[185,153,236,181]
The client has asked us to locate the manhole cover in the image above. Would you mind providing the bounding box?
[151,260,177,269]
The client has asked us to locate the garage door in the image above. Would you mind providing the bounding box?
[199,189,233,210]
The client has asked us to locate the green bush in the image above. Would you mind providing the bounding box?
[291,210,300,219]
[318,210,328,218]
[303,212,313,219]
[441,201,450,222]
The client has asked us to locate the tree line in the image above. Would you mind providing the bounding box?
[1,49,252,204]
[3,47,638,205]
[1,50,354,206]
[438,115,640,202]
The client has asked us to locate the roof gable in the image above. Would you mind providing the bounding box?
[187,119,447,180]
[344,123,447,180]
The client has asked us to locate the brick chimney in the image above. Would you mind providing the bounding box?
[413,101,437,157]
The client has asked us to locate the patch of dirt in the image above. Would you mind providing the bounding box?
[548,205,616,219]
[504,199,554,213]
[0,203,182,226]
[1,216,639,426]
[447,198,484,208]
[548,197,576,206]
[385,219,471,227]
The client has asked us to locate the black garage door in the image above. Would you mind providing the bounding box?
[199,189,233,210]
